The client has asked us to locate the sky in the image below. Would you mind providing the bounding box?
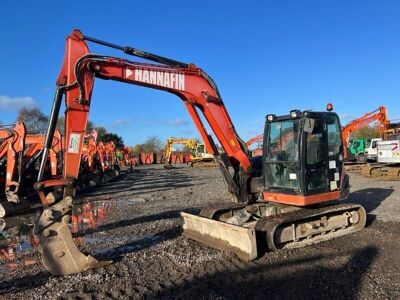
[0,0,399,146]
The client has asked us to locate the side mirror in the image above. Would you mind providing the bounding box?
[304,118,315,133]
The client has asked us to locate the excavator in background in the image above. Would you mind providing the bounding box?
[361,131,400,180]
[341,106,389,163]
[163,137,216,168]
[246,134,263,157]
[187,142,217,167]
[32,30,366,276]
[163,137,197,167]
[116,146,134,170]
[0,123,63,217]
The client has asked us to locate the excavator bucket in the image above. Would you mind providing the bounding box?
[36,220,111,275]
[34,198,112,276]
[181,212,258,261]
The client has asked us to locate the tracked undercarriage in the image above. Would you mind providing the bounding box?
[190,159,219,168]
[362,163,400,180]
[182,202,366,260]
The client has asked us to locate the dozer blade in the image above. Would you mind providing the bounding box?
[181,212,257,261]
[34,197,112,276]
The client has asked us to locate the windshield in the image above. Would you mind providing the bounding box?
[265,120,300,190]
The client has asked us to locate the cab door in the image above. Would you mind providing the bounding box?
[304,114,342,195]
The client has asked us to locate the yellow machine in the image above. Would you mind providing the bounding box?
[188,143,217,167]
[164,137,197,164]
[163,137,216,167]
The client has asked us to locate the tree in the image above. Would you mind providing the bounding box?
[352,126,380,139]
[56,116,65,134]
[132,144,143,155]
[100,132,124,148]
[94,126,107,141]
[87,121,95,132]
[17,108,48,132]
[142,136,163,152]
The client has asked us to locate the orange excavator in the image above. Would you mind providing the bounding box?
[246,134,263,156]
[341,106,389,161]
[32,30,366,276]
[0,123,63,217]
[116,146,134,170]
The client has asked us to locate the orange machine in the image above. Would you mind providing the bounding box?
[246,134,263,156]
[342,106,389,159]
[0,123,63,216]
[31,30,365,276]
[117,146,134,170]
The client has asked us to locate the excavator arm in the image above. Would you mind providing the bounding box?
[34,29,253,275]
[245,134,263,148]
[342,106,389,159]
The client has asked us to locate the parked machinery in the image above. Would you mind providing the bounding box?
[163,137,215,168]
[163,137,197,167]
[31,30,365,276]
[0,123,63,217]
[187,142,216,167]
[246,134,263,157]
[361,137,400,180]
[341,106,389,163]
[116,146,134,170]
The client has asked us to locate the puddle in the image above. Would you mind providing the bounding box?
[0,198,120,274]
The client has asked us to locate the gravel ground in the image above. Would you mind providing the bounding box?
[0,165,399,299]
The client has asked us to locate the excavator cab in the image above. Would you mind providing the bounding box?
[263,110,344,199]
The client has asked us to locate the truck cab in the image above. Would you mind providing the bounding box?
[365,138,382,161]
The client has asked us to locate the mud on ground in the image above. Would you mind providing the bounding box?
[0,165,399,299]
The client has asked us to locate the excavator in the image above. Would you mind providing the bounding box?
[163,137,215,167]
[163,137,197,167]
[187,142,217,167]
[31,29,366,276]
[0,123,63,217]
[246,134,263,157]
[341,106,389,163]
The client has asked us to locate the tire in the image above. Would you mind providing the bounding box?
[357,153,366,163]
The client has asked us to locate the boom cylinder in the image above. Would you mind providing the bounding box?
[37,87,63,181]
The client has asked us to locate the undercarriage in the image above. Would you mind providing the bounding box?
[182,202,366,260]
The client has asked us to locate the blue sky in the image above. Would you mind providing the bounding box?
[0,1,399,146]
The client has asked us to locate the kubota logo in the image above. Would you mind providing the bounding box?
[125,68,185,91]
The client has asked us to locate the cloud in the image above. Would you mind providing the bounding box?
[167,118,189,126]
[0,95,37,112]
[113,118,133,126]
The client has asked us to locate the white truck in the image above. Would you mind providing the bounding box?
[377,139,400,163]
[364,138,382,161]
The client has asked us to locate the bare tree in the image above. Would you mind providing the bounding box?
[17,108,48,132]
[142,136,163,152]
[132,144,143,155]
[56,116,65,134]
